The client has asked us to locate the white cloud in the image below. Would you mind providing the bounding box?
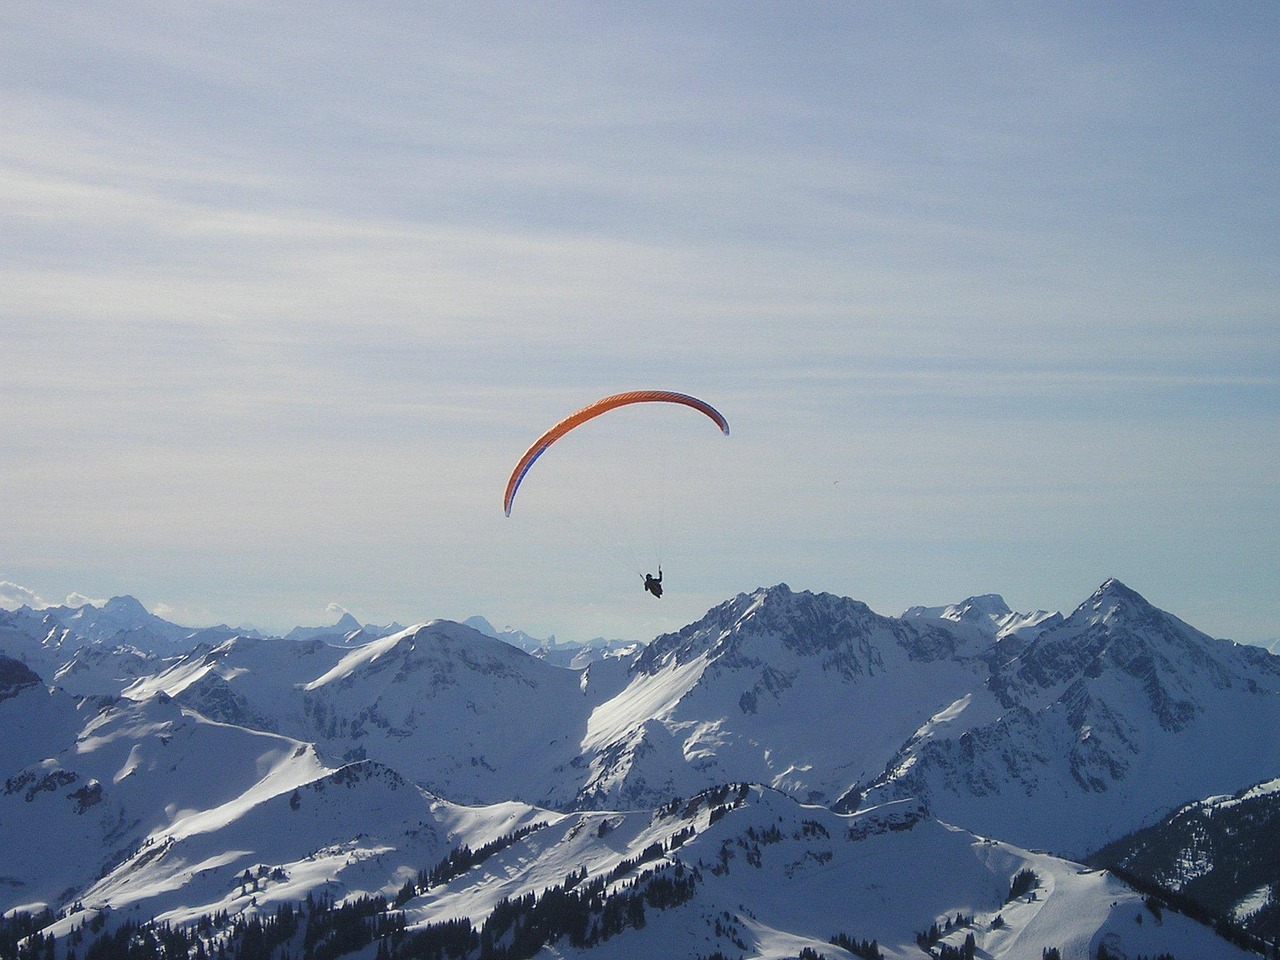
[0,581,47,610]
[65,592,106,609]
[147,601,219,627]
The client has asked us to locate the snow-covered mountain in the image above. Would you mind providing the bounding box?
[0,598,231,696]
[850,579,1280,856]
[570,579,1280,854]
[0,669,551,938]
[0,684,333,912]
[2,578,1276,960]
[60,761,551,936]
[21,776,1260,960]
[574,584,991,811]
[38,595,196,653]
[461,616,550,650]
[121,592,988,812]
[0,605,88,682]
[112,581,1280,855]
[0,599,410,699]
[901,592,1062,647]
[124,621,600,805]
[46,642,163,698]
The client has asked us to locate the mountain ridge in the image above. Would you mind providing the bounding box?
[849,578,1280,855]
[2,577,1276,960]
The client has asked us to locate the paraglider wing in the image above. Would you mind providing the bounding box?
[503,390,729,516]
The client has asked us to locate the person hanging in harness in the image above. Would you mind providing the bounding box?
[643,567,663,598]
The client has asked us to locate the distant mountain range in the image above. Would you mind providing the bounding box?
[0,595,633,669]
[1,579,1276,959]
[462,615,641,668]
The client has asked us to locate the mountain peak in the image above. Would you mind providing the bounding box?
[956,593,1012,618]
[285,611,381,642]
[902,593,1012,624]
[334,612,362,631]
[103,595,149,617]
[1073,578,1156,627]
[463,616,498,637]
[1095,577,1141,601]
[635,583,888,675]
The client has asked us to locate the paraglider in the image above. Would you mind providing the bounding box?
[644,568,663,598]
[502,390,730,517]
[502,390,730,597]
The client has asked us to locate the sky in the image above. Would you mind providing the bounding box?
[2,2,1277,645]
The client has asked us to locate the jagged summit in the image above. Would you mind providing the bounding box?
[1060,579,1234,653]
[1049,578,1226,670]
[635,583,887,674]
[904,593,1012,622]
[988,579,1237,723]
[1074,577,1154,622]
[903,592,1060,646]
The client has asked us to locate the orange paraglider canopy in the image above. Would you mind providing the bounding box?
[503,390,729,516]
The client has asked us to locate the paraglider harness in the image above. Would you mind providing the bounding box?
[643,568,663,598]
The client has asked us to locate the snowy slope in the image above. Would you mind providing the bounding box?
[49,643,163,697]
[2,657,558,933]
[123,633,351,731]
[584,787,1255,960]
[0,607,84,684]
[120,590,994,813]
[126,622,598,806]
[294,621,593,804]
[0,690,330,915]
[573,585,1015,811]
[56,774,1254,960]
[53,761,554,936]
[1091,777,1280,942]
[0,665,87,782]
[1,603,191,697]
